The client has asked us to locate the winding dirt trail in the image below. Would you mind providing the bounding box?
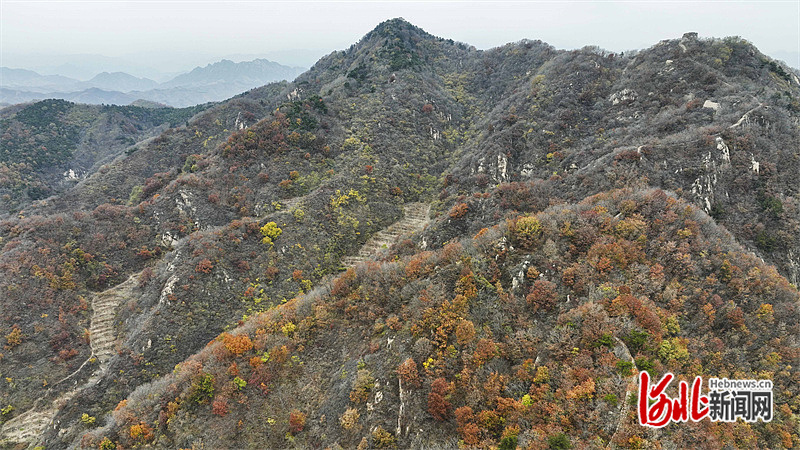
[608,337,638,448]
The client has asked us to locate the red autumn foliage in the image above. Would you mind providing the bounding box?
[289,410,306,434]
[449,202,469,219]
[195,258,214,274]
[264,266,279,280]
[473,338,498,365]
[526,280,558,312]
[212,397,229,416]
[396,358,420,388]
[427,378,451,421]
[222,333,253,356]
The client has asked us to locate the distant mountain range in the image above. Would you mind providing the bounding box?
[0,58,306,107]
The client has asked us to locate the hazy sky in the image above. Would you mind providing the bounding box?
[2,1,799,77]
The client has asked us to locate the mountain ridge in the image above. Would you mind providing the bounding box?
[86,72,159,92]
[0,58,305,107]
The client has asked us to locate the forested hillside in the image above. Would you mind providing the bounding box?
[0,19,798,449]
[0,100,207,213]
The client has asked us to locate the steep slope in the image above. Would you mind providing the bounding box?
[80,189,800,449]
[437,32,800,283]
[0,273,141,449]
[89,272,140,368]
[342,202,431,267]
[0,19,798,449]
[0,99,207,214]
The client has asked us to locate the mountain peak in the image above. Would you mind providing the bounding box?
[341,18,452,72]
[364,17,432,43]
[161,57,303,89]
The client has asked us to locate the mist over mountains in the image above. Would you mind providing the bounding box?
[0,58,306,107]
